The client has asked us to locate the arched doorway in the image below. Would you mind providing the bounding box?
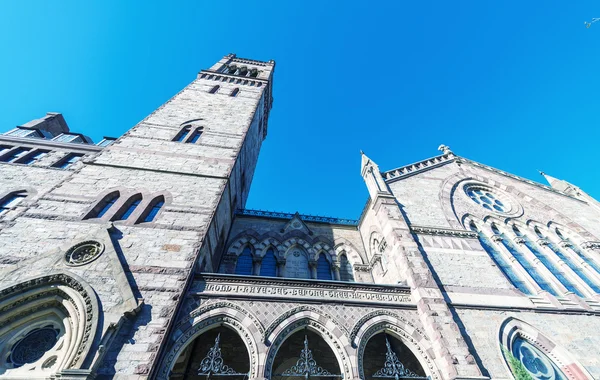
[169,326,250,380]
[362,332,427,380]
[271,329,341,380]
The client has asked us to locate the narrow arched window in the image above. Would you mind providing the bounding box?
[235,246,253,275]
[140,196,165,223]
[187,128,203,143]
[339,254,354,282]
[316,253,333,280]
[470,222,532,295]
[209,85,220,94]
[90,192,119,219]
[173,126,191,142]
[230,88,240,97]
[260,248,277,277]
[0,191,27,216]
[112,194,142,221]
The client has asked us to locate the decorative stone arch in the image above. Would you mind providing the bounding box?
[158,305,261,380]
[255,237,284,259]
[130,190,172,225]
[313,242,334,262]
[333,238,367,265]
[547,221,591,246]
[369,230,384,258]
[0,186,38,201]
[281,238,314,257]
[263,306,349,344]
[354,315,441,380]
[0,272,99,377]
[226,234,260,257]
[263,312,355,380]
[442,171,598,242]
[499,317,593,380]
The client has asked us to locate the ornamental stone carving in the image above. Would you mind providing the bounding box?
[64,240,105,266]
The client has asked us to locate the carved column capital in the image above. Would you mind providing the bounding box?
[559,240,573,249]
[536,238,550,246]
[491,235,503,243]
[581,241,600,250]
[513,237,525,245]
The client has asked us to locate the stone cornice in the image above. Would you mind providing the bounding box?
[194,273,410,293]
[0,135,104,153]
[410,225,478,239]
[235,208,359,227]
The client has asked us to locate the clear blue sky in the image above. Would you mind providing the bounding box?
[1,1,599,220]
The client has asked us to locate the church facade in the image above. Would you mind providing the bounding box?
[0,54,599,380]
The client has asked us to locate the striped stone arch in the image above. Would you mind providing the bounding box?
[281,237,314,258]
[546,221,590,245]
[226,234,260,257]
[263,310,355,380]
[353,313,441,380]
[313,241,334,261]
[333,241,366,266]
[441,171,596,241]
[157,304,262,380]
[255,237,284,258]
[499,317,594,380]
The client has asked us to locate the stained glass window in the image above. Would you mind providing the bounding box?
[96,193,119,218]
[113,196,142,221]
[471,223,531,294]
[0,192,27,216]
[9,327,60,367]
[187,128,203,143]
[142,197,165,223]
[236,247,253,275]
[260,248,278,277]
[339,254,354,282]
[466,187,507,213]
[510,337,567,380]
[316,254,333,280]
[174,126,191,142]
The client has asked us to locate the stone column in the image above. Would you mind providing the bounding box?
[277,259,286,277]
[252,256,262,276]
[309,260,318,279]
[332,262,341,281]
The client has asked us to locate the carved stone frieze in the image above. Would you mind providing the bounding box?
[410,226,478,239]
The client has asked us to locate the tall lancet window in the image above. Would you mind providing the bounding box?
[470,223,531,295]
[513,226,584,297]
[491,224,557,296]
[316,254,333,280]
[339,254,354,282]
[536,227,600,294]
[235,247,253,275]
[260,248,278,277]
[557,228,600,275]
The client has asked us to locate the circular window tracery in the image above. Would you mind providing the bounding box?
[9,327,60,367]
[64,240,105,266]
[463,184,521,216]
[509,336,567,380]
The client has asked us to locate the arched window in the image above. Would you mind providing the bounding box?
[112,194,142,221]
[88,191,119,219]
[361,332,427,380]
[470,222,532,295]
[173,126,191,142]
[513,225,585,297]
[187,127,203,143]
[260,248,277,277]
[230,88,240,97]
[170,326,250,379]
[556,228,600,275]
[491,223,557,296]
[235,246,253,275]
[0,191,27,216]
[339,254,354,282]
[316,253,333,280]
[533,226,600,294]
[209,85,220,94]
[140,196,165,223]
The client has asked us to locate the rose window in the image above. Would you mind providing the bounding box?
[9,327,60,367]
[466,187,507,213]
[64,240,105,266]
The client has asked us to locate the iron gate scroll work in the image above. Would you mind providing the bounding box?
[372,337,426,380]
[274,335,342,379]
[197,334,248,379]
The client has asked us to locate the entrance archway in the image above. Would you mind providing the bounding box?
[169,326,250,380]
[271,329,341,380]
[361,332,427,380]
